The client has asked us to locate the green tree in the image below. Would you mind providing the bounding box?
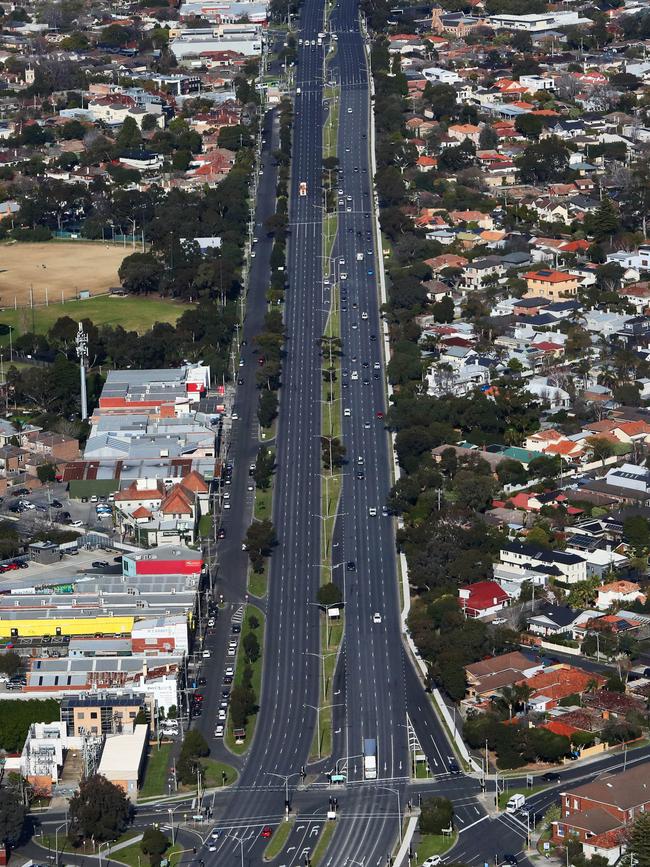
[116,116,142,151]
[624,515,650,557]
[424,82,457,119]
[587,197,619,239]
[478,124,498,149]
[181,729,209,758]
[245,519,277,572]
[517,137,569,183]
[118,252,163,295]
[243,632,260,663]
[0,652,21,678]
[0,788,26,848]
[140,826,169,867]
[258,390,278,428]
[419,797,453,835]
[514,114,544,139]
[631,812,650,867]
[68,774,133,843]
[317,582,342,606]
[432,295,454,323]
[586,435,615,465]
[36,464,56,484]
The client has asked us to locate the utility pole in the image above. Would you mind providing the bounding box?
[75,322,88,420]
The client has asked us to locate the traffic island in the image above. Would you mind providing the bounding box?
[263,817,295,861]
[225,604,265,755]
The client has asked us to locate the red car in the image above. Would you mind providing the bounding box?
[261,826,273,839]
[375,411,384,419]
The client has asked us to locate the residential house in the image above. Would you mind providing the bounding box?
[458,580,510,618]
[596,580,645,611]
[552,764,650,846]
[464,650,544,701]
[523,664,605,713]
[527,605,583,637]
[523,269,581,300]
[499,542,587,585]
[461,256,505,291]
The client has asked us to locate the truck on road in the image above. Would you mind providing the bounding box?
[299,181,307,196]
[364,738,377,780]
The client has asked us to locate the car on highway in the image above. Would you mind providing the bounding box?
[346,561,356,571]
[261,827,273,839]
[376,411,384,419]
[218,709,226,721]
[344,408,351,417]
[361,311,368,320]
[208,618,215,627]
[214,724,225,738]
[225,665,234,676]
[223,674,233,684]
[218,528,226,539]
[372,612,382,624]
[202,649,212,658]
[369,507,377,516]
[541,772,561,782]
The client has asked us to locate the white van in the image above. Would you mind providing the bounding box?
[506,794,526,813]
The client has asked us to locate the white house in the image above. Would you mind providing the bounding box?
[596,580,644,611]
[500,542,587,584]
[422,66,461,84]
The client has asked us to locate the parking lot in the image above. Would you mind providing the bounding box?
[0,483,117,536]
[0,547,121,591]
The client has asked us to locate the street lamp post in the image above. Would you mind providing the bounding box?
[54,820,68,867]
[267,771,300,819]
[306,703,343,759]
[305,649,337,701]
[224,832,254,867]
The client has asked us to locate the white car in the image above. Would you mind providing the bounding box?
[492,618,508,625]
[224,502,231,509]
[218,709,227,721]
[239,359,244,367]
[372,612,382,624]
[361,311,368,320]
[347,107,352,113]
[208,618,215,627]
[344,408,351,417]
[202,649,212,658]
[251,251,256,258]
[340,272,347,280]
[351,371,359,380]
[422,858,442,867]
[231,412,239,420]
[225,665,234,676]
[71,520,84,527]
[369,507,377,516]
[215,724,225,737]
[373,362,380,369]
[227,646,236,656]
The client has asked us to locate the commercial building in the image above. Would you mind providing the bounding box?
[98,364,210,411]
[487,11,591,31]
[61,693,149,736]
[97,724,149,800]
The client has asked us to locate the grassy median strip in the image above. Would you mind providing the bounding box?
[112,840,184,867]
[310,822,336,867]
[225,604,265,755]
[263,817,295,861]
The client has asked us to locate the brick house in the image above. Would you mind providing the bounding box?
[552,764,650,844]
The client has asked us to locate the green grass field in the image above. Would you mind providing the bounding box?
[416,832,457,864]
[139,743,172,799]
[112,838,184,867]
[0,295,192,340]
